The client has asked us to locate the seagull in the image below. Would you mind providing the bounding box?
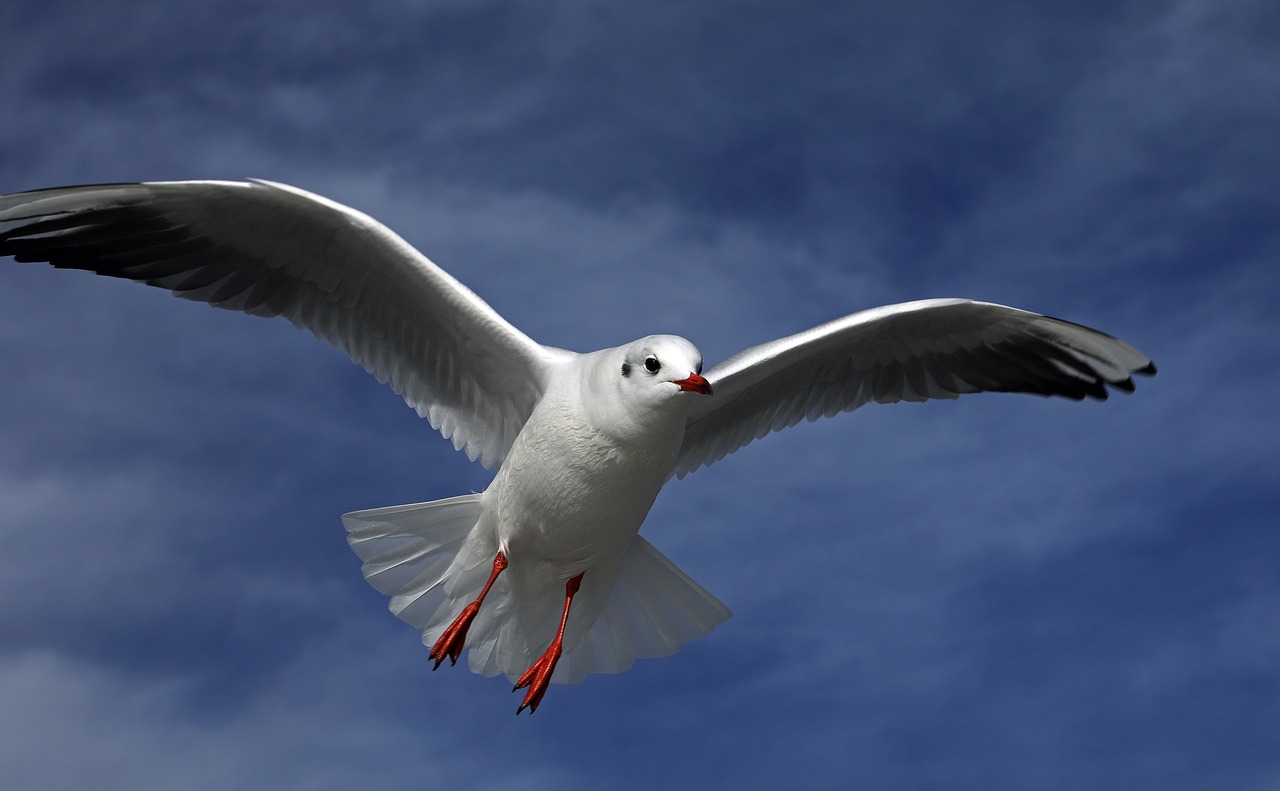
[0,179,1155,713]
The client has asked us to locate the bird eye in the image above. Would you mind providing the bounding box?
[644,355,661,374]
[696,362,703,375]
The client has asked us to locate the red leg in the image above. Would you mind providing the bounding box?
[513,572,584,715]
[429,551,508,670]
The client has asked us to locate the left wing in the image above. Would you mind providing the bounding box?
[676,298,1155,477]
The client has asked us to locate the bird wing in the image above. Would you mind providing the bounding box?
[0,179,565,468]
[676,298,1155,477]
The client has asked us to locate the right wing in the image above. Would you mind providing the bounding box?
[0,179,567,468]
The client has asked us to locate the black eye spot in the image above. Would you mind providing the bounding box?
[696,361,703,375]
[644,355,661,374]
[621,362,632,377]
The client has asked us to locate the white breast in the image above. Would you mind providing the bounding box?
[489,390,680,576]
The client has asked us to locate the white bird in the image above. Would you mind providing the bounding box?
[0,179,1155,713]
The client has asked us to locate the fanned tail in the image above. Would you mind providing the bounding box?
[558,535,733,683]
[464,535,733,684]
[343,498,731,685]
[343,494,491,630]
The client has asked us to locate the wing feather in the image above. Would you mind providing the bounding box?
[676,299,1155,477]
[0,179,564,467]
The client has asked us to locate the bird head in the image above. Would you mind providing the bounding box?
[618,335,713,403]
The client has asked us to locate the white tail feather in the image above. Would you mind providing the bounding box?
[343,495,488,629]
[558,536,732,683]
[343,496,731,685]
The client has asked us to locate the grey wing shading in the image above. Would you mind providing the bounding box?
[0,179,566,468]
[676,298,1156,477]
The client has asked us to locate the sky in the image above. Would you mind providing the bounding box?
[0,0,1277,789]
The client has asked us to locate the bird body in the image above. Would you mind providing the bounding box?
[490,337,700,598]
[345,334,722,697]
[0,179,1155,712]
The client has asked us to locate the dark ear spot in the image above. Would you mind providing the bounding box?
[621,362,632,377]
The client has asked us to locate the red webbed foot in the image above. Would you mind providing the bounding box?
[427,551,507,670]
[513,639,563,714]
[512,571,584,715]
[429,601,479,669]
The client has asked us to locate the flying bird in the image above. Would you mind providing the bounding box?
[0,180,1155,713]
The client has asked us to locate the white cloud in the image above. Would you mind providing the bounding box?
[0,641,537,791]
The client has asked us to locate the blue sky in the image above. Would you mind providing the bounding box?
[1,1,1277,788]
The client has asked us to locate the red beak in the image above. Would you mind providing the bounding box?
[673,372,714,395]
